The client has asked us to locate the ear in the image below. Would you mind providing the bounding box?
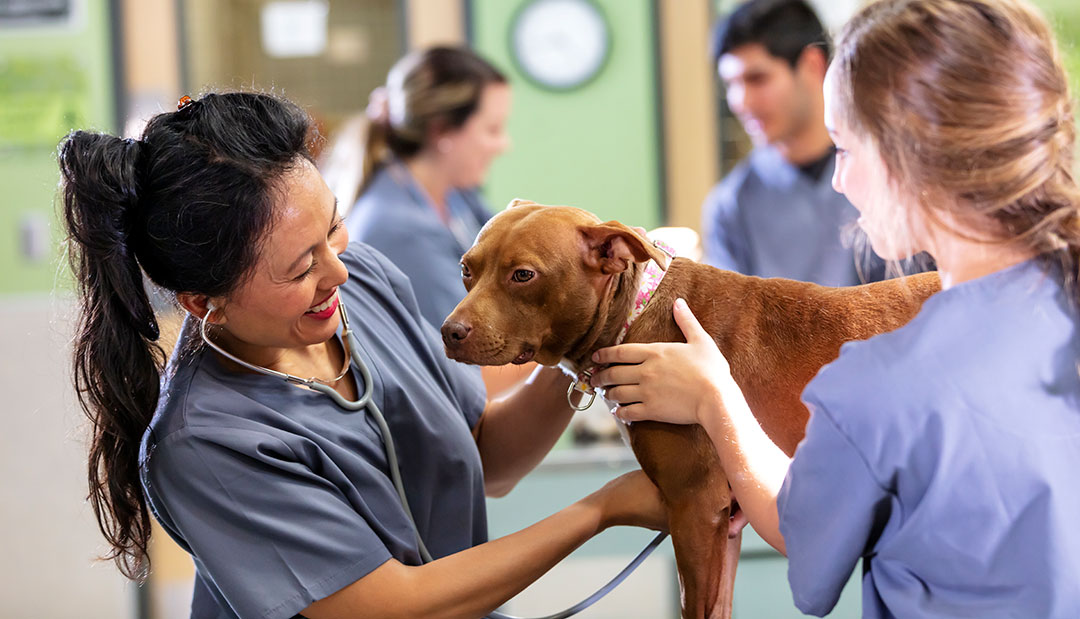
[796,44,828,81]
[579,221,670,275]
[176,292,227,324]
[425,119,454,147]
[506,198,539,209]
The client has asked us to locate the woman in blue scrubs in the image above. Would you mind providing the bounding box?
[59,93,665,619]
[325,46,529,397]
[593,0,1080,617]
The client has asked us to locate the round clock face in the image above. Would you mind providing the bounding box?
[511,0,610,90]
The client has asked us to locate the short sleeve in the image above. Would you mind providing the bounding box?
[144,428,392,619]
[700,178,750,272]
[778,396,892,617]
[354,243,487,429]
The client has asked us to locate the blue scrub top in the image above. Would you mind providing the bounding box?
[346,161,493,328]
[140,243,488,619]
[778,258,1080,618]
[702,146,882,286]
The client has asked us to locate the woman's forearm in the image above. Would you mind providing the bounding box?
[480,363,537,399]
[305,497,602,619]
[305,470,666,619]
[700,376,791,555]
[474,366,577,496]
[406,499,602,618]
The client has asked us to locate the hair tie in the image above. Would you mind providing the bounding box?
[177,95,196,111]
[366,87,390,125]
[118,137,144,210]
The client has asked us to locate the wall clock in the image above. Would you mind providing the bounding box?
[509,0,611,91]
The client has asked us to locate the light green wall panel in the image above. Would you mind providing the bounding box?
[0,0,117,295]
[1038,0,1080,105]
[470,0,663,229]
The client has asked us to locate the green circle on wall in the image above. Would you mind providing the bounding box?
[508,0,612,92]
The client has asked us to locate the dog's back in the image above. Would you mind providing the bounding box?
[628,259,941,453]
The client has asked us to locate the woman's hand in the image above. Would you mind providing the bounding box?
[590,298,735,426]
[588,470,668,532]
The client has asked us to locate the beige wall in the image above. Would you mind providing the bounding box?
[658,0,720,230]
[122,0,181,97]
[405,0,465,49]
[0,297,135,618]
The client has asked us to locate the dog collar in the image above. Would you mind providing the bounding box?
[567,239,676,411]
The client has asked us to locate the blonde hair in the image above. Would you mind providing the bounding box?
[832,0,1080,291]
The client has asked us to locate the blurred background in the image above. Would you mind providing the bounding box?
[1,0,1077,617]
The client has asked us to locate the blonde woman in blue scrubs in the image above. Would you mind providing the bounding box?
[594,1,1080,617]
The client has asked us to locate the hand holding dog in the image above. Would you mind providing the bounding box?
[591,298,739,427]
[587,470,669,532]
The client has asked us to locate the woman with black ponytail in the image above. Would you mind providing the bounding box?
[60,92,666,619]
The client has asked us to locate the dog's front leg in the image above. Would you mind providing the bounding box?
[629,422,734,619]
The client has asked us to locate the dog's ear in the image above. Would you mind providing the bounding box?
[506,198,538,209]
[579,221,670,275]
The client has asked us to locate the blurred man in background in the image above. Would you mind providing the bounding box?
[703,0,888,285]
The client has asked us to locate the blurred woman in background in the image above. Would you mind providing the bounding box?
[321,46,527,395]
[323,46,508,329]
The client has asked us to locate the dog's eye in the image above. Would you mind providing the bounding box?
[512,269,535,283]
[460,263,471,279]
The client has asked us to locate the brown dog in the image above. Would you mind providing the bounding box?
[441,201,940,619]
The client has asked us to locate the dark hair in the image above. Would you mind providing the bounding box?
[832,0,1080,300]
[360,46,506,192]
[59,92,314,580]
[711,0,831,67]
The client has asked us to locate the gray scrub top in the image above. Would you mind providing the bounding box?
[702,146,881,286]
[779,258,1080,618]
[346,161,492,328]
[140,243,488,619]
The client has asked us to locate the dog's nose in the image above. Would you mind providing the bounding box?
[441,320,472,348]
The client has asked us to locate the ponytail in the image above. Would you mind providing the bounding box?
[59,132,164,580]
[59,92,314,580]
[318,109,392,207]
[360,112,392,195]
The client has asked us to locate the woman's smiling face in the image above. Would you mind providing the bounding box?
[211,158,350,358]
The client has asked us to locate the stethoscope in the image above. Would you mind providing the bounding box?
[200,299,667,619]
